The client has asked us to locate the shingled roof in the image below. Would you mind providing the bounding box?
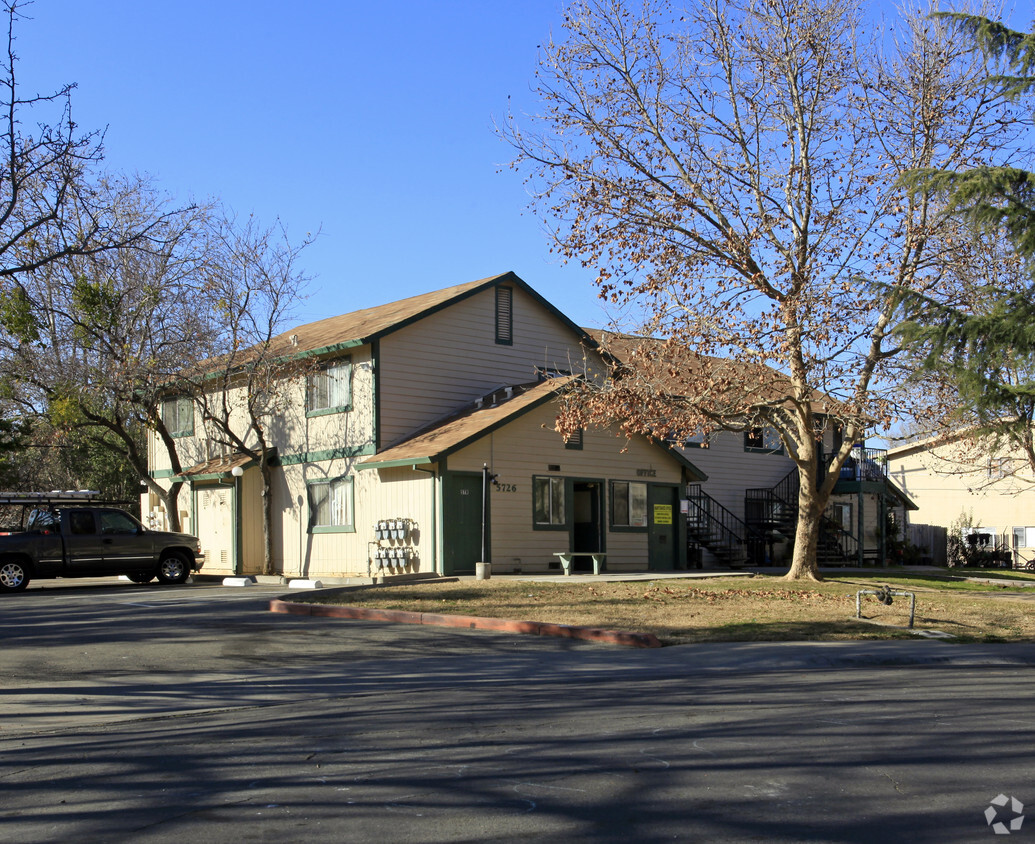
[584,328,842,415]
[358,375,706,479]
[358,378,572,470]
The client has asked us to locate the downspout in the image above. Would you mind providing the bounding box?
[412,464,438,575]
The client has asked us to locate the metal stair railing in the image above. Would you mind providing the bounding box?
[746,462,864,565]
[685,484,760,565]
[817,506,858,563]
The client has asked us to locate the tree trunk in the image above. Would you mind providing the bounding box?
[785,496,823,581]
[260,460,275,577]
[147,478,183,532]
[785,437,824,581]
[163,480,183,533]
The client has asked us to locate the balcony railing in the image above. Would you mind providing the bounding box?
[839,447,887,482]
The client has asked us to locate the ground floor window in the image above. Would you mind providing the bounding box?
[831,503,852,533]
[308,477,354,533]
[533,476,566,527]
[611,480,647,529]
[1012,527,1035,548]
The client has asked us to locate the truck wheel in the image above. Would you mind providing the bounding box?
[157,552,191,585]
[127,572,154,584]
[0,559,30,592]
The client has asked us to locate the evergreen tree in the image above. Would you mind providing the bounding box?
[896,15,1035,470]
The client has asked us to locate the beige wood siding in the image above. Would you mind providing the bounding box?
[447,400,685,572]
[377,286,602,448]
[890,445,1035,540]
[267,459,435,579]
[277,346,376,458]
[676,430,801,521]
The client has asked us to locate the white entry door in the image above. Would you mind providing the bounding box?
[196,486,235,575]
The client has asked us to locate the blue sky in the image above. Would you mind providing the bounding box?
[15,0,620,330]
[14,1,1031,340]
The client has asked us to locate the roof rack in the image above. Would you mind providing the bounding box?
[0,490,102,506]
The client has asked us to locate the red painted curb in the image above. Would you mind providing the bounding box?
[269,599,661,648]
[420,613,542,635]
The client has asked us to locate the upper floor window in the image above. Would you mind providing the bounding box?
[308,359,352,415]
[495,286,513,345]
[162,396,194,438]
[677,431,709,448]
[745,426,782,454]
[988,457,1014,481]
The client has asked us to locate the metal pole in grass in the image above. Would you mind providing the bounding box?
[481,463,488,564]
[856,588,916,628]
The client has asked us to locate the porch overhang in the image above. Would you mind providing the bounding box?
[178,452,256,482]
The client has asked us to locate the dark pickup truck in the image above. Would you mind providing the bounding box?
[0,501,203,593]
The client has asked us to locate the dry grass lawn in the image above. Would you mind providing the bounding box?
[294,571,1035,645]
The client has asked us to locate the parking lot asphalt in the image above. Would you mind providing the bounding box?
[3,579,1035,843]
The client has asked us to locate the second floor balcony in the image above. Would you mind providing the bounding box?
[839,447,887,483]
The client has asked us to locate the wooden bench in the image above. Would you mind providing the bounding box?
[554,552,607,576]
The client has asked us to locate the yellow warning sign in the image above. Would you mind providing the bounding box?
[653,504,673,525]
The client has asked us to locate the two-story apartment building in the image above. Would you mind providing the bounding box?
[147,273,705,578]
[147,272,911,577]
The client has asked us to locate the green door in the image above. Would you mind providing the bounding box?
[442,472,483,575]
[647,485,681,571]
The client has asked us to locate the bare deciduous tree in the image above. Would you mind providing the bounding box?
[0,1,161,287]
[0,175,215,526]
[505,0,1018,579]
[182,214,312,576]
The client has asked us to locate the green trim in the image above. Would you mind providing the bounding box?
[186,471,234,481]
[372,338,381,452]
[304,339,366,359]
[306,405,351,419]
[151,468,178,479]
[277,443,376,466]
[359,456,433,470]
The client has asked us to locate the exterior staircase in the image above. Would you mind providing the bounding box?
[685,484,761,568]
[686,450,886,568]
[745,466,857,566]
